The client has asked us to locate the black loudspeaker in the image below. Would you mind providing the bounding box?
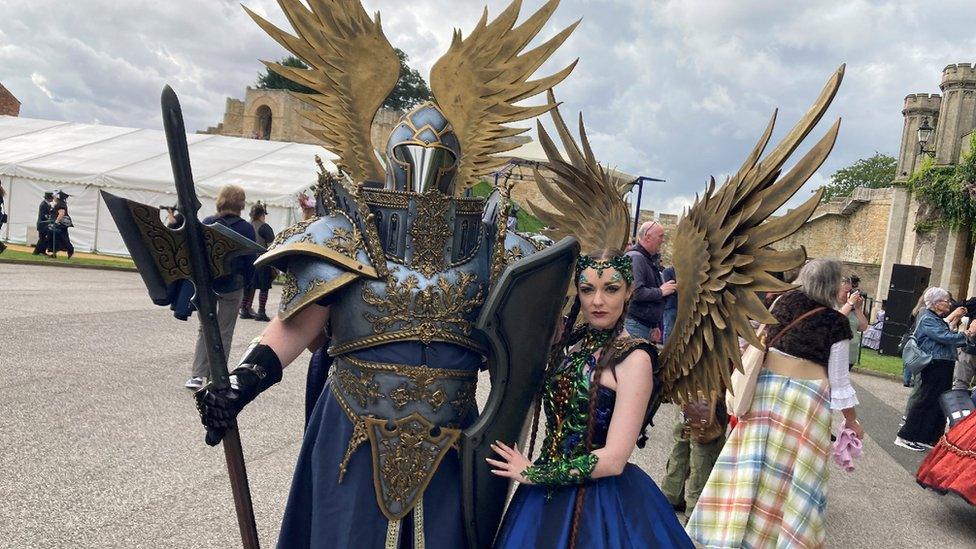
[886,289,919,326]
[890,264,931,294]
[879,330,905,355]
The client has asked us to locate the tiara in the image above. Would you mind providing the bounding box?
[576,254,634,284]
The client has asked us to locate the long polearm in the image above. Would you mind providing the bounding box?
[161,85,260,549]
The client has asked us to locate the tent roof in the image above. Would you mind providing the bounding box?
[0,115,335,207]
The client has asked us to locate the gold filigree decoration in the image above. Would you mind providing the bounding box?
[331,386,369,483]
[362,271,484,342]
[362,189,410,210]
[450,382,476,416]
[489,179,514,285]
[127,200,190,284]
[365,413,461,520]
[325,226,364,258]
[505,245,525,265]
[334,368,383,407]
[271,216,320,247]
[280,272,300,307]
[408,191,452,277]
[454,197,486,215]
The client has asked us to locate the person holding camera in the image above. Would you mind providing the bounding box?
[838,274,868,369]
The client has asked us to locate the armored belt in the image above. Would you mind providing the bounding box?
[330,355,477,521]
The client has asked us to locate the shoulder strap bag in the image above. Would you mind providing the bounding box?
[727,302,827,417]
[902,315,933,376]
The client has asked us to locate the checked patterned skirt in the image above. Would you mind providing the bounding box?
[686,369,831,549]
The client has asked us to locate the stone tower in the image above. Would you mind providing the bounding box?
[933,63,976,165]
[895,93,940,180]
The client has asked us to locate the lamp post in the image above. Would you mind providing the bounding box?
[917,117,935,157]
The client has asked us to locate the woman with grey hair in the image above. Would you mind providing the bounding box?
[687,258,861,548]
[895,286,976,451]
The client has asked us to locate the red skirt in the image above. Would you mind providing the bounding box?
[916,412,976,506]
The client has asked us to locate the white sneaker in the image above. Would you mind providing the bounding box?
[184,376,204,390]
[893,437,926,452]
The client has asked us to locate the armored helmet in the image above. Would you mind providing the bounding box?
[385,102,461,195]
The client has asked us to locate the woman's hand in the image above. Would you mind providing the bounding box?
[844,418,864,440]
[486,441,534,484]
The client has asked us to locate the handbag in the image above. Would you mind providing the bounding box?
[727,302,827,417]
[901,328,932,376]
[682,391,723,444]
[58,213,73,228]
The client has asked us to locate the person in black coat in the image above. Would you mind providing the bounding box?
[48,191,74,258]
[0,184,7,254]
[240,202,276,322]
[32,192,54,255]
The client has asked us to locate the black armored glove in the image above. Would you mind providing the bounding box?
[195,341,282,446]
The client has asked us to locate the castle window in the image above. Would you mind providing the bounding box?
[256,105,273,140]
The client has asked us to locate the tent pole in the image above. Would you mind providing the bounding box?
[92,186,100,253]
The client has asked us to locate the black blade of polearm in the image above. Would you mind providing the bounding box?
[161,85,260,549]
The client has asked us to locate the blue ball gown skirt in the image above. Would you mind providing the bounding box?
[494,463,694,548]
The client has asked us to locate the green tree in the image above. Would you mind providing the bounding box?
[821,152,897,202]
[255,56,315,95]
[383,48,433,111]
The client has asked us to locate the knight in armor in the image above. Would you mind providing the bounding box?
[488,250,692,548]
[196,98,544,547]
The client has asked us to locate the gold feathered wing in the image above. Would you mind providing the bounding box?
[429,0,579,190]
[524,90,631,252]
[245,0,400,184]
[659,65,845,403]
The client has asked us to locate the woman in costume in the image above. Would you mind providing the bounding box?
[686,258,863,548]
[916,389,976,505]
[489,249,693,549]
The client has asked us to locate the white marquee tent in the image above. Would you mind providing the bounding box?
[0,115,335,256]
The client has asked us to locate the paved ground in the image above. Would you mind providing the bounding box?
[1,263,974,548]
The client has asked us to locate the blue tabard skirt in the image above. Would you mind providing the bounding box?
[277,343,480,548]
[493,463,694,549]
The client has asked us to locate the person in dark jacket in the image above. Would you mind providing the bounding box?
[32,192,54,255]
[185,184,257,389]
[0,184,7,254]
[624,221,675,342]
[661,265,677,342]
[240,201,276,322]
[895,287,976,451]
[47,191,74,258]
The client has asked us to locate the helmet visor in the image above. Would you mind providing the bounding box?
[393,144,457,194]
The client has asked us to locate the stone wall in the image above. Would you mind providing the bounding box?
[0,83,20,116]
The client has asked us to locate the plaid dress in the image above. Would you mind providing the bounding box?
[686,369,831,548]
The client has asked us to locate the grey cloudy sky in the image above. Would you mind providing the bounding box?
[3,0,976,214]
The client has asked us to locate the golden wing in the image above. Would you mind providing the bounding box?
[524,90,631,253]
[429,0,579,191]
[245,0,400,184]
[660,65,846,403]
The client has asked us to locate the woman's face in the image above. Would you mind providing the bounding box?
[837,280,852,305]
[578,266,632,330]
[932,296,952,316]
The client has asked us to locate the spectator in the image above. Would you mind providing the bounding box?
[862,301,885,351]
[32,192,54,256]
[662,265,677,342]
[953,298,976,391]
[625,221,674,342]
[240,202,275,322]
[687,259,861,548]
[837,274,868,368]
[185,184,256,390]
[660,396,727,519]
[48,191,74,259]
[0,184,7,254]
[895,287,976,451]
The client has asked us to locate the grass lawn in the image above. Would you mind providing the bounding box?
[855,348,904,378]
[0,243,135,270]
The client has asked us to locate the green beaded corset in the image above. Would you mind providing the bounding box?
[525,328,614,486]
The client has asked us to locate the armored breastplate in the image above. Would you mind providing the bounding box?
[328,232,492,357]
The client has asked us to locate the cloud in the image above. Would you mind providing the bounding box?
[3,0,976,216]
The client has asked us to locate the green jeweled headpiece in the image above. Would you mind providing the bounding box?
[576,254,634,285]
